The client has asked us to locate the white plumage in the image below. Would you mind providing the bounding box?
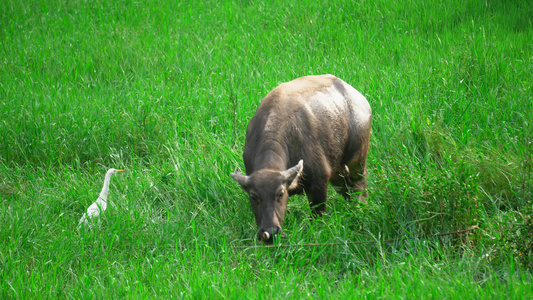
[78,168,125,229]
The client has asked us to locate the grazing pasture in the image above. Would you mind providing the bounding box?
[1,0,532,298]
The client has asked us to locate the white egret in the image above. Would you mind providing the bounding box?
[78,168,125,229]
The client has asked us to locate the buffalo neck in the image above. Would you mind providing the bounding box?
[246,137,289,173]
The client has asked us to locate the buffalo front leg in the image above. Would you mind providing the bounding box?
[305,182,328,217]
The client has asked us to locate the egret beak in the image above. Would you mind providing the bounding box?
[116,170,126,172]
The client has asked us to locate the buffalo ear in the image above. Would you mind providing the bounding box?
[230,168,249,192]
[281,160,303,189]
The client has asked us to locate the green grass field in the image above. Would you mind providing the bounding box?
[1,0,532,298]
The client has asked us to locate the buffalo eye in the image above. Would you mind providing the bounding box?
[275,189,285,202]
[249,194,260,205]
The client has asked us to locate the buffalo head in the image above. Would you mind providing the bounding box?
[231,160,303,243]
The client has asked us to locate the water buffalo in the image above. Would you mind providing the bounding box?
[231,74,372,242]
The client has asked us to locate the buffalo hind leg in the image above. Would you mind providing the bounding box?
[346,161,368,203]
[344,128,370,203]
[330,165,352,200]
[333,164,367,203]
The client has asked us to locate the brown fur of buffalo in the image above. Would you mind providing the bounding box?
[231,74,372,242]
